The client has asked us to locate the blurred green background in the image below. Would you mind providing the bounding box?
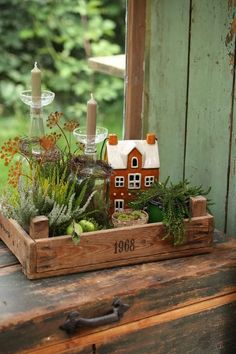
[0,0,126,186]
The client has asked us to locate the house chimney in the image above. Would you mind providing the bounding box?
[146,133,156,145]
[108,134,118,145]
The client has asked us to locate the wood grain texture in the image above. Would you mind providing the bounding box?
[227,126,236,235]
[0,241,17,268]
[19,294,236,354]
[190,196,207,217]
[35,215,213,272]
[227,6,236,235]
[143,0,236,234]
[23,344,94,354]
[95,297,236,354]
[0,210,213,278]
[29,216,49,239]
[143,0,190,181]
[184,0,235,231]
[124,0,146,139]
[0,240,235,353]
[0,213,36,274]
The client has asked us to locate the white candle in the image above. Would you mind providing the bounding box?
[86,93,97,137]
[31,62,41,106]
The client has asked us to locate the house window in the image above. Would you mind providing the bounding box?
[114,199,124,211]
[145,176,155,187]
[131,157,138,168]
[128,173,141,189]
[115,176,125,187]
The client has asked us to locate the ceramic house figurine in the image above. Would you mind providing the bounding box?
[106,133,160,213]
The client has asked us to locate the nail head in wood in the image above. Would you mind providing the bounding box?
[190,196,207,217]
[29,216,49,239]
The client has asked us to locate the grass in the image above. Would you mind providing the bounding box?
[0,100,123,189]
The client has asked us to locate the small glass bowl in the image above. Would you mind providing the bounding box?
[20,90,55,108]
[73,126,108,145]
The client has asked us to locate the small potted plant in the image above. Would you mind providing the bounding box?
[112,209,149,228]
[129,177,211,245]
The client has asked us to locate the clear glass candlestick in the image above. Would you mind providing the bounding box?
[20,90,55,156]
[72,126,110,226]
[73,126,108,155]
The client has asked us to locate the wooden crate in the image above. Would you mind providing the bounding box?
[0,196,213,279]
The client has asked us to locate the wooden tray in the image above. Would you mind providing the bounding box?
[0,196,214,279]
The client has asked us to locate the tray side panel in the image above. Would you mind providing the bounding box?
[35,215,213,276]
[0,213,36,274]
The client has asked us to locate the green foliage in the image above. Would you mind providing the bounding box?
[129,178,211,246]
[0,182,39,232]
[0,0,125,120]
[114,210,145,222]
[0,165,97,236]
[0,1,125,233]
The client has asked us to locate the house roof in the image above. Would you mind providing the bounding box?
[106,139,160,169]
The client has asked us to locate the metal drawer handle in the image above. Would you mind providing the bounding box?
[60,298,130,334]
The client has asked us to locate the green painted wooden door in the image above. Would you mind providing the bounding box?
[144,0,236,234]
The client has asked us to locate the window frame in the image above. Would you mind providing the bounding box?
[128,173,141,189]
[144,175,155,187]
[114,199,124,211]
[115,176,125,187]
[131,156,138,168]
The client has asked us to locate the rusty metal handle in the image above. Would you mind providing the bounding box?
[60,298,130,334]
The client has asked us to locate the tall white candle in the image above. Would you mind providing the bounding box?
[31,62,41,106]
[86,93,97,137]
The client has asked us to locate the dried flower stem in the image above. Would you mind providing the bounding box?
[56,123,71,155]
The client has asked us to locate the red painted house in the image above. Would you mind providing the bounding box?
[106,133,160,214]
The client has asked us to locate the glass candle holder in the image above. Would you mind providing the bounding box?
[73,126,108,155]
[20,90,55,157]
[72,126,110,226]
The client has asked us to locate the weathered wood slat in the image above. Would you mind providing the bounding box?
[0,241,18,268]
[227,126,236,235]
[0,213,36,274]
[143,0,236,234]
[22,246,214,279]
[35,214,213,273]
[125,0,146,139]
[0,208,213,278]
[0,240,235,353]
[190,195,207,217]
[227,3,236,235]
[19,293,236,354]
[22,342,94,354]
[29,216,49,240]
[143,0,190,181]
[95,296,236,354]
[184,0,235,232]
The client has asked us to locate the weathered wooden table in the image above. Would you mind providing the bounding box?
[0,235,236,354]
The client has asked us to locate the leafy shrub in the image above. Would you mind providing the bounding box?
[0,0,126,121]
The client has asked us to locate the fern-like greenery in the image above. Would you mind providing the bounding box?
[129,178,211,246]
